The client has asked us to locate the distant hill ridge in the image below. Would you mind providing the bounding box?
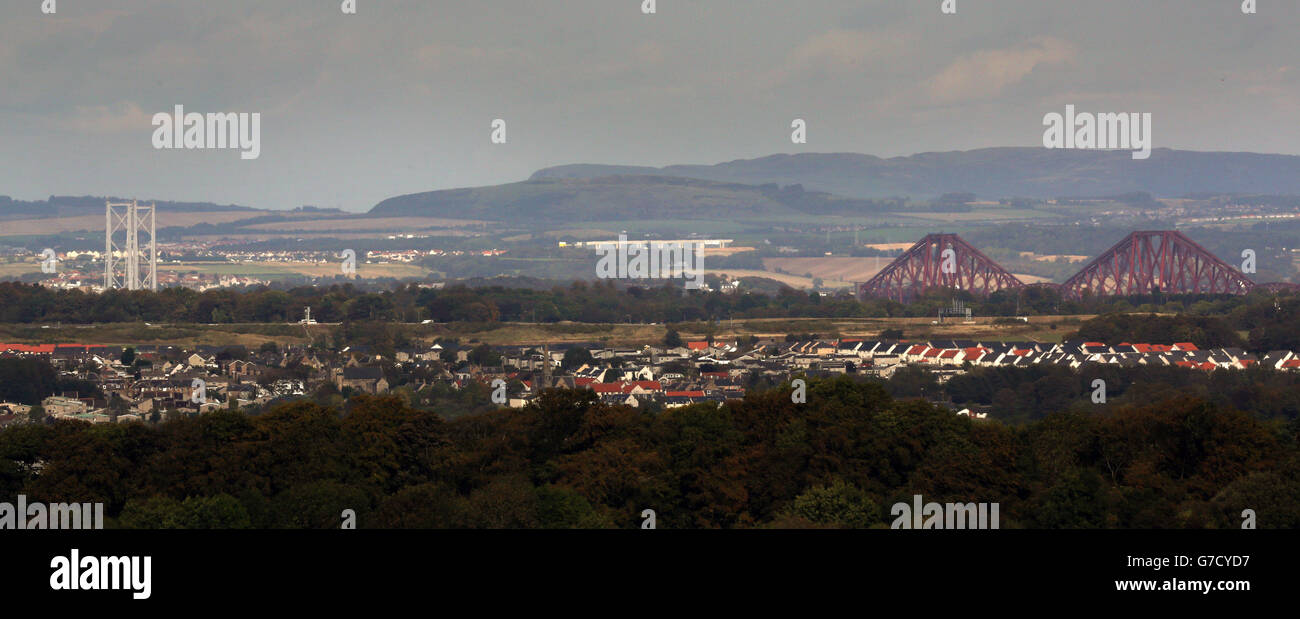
[0,195,258,220]
[529,147,1300,199]
[368,174,900,221]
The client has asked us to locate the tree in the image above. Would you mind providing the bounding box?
[562,347,594,371]
[120,494,252,529]
[371,483,469,528]
[467,477,539,529]
[535,485,610,528]
[120,347,136,366]
[270,481,371,528]
[776,480,880,529]
[663,329,683,348]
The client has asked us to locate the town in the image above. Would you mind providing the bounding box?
[4,333,1299,428]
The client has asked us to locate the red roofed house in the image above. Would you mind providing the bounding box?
[903,345,930,362]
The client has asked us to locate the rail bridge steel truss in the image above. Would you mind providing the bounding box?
[1059,230,1254,299]
[857,233,1025,303]
[858,230,1274,302]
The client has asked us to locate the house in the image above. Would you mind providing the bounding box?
[42,395,88,417]
[336,366,389,394]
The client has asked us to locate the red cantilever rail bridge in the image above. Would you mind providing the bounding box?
[858,230,1292,303]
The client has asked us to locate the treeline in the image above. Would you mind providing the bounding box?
[0,358,103,406]
[0,280,873,324]
[3,380,1298,528]
[1072,306,1300,352]
[936,364,1300,425]
[1071,313,1245,348]
[1,281,1297,350]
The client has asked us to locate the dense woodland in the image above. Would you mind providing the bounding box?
[2,379,1297,529]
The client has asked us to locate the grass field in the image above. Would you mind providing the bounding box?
[884,208,1061,222]
[0,210,268,237]
[706,269,855,289]
[762,257,888,284]
[0,262,38,277]
[0,322,315,348]
[244,216,489,232]
[0,315,1097,348]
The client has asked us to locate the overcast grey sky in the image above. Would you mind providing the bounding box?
[1,0,1297,211]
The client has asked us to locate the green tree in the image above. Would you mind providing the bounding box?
[777,480,879,529]
[663,329,683,347]
[562,346,594,371]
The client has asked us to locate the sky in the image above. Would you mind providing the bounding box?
[1,0,1298,211]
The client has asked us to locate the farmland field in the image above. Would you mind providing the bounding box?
[0,314,1100,349]
[762,257,889,284]
[706,269,855,289]
[244,216,490,232]
[0,210,269,237]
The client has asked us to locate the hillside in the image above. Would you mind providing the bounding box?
[368,175,891,221]
[0,195,259,221]
[531,148,1300,199]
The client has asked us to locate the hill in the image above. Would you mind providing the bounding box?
[0,195,260,221]
[530,148,1300,199]
[368,175,895,221]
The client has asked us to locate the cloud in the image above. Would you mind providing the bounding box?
[926,37,1076,103]
[757,28,915,90]
[60,102,153,134]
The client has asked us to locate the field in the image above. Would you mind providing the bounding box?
[882,208,1059,222]
[1020,252,1090,263]
[0,315,1098,349]
[706,269,855,289]
[863,242,915,251]
[762,257,888,284]
[243,216,489,232]
[0,210,267,237]
[0,322,315,348]
[0,262,38,277]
